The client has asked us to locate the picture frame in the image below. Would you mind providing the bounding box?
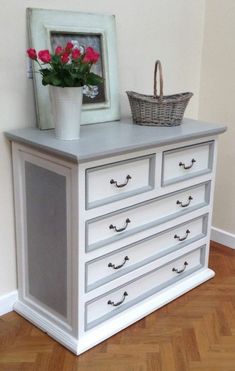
[27,8,120,130]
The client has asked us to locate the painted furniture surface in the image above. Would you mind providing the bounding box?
[5,118,226,355]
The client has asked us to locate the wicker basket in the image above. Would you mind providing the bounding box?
[126,60,193,126]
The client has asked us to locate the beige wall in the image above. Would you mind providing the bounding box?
[0,0,205,296]
[199,0,235,233]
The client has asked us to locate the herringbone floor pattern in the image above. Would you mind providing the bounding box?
[0,242,235,371]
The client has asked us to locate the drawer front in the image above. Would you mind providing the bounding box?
[86,154,155,209]
[86,214,208,291]
[85,246,205,330]
[162,142,214,186]
[86,182,210,251]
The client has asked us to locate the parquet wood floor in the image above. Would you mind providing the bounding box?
[0,241,235,371]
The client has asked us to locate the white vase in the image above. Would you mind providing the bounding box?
[49,86,83,140]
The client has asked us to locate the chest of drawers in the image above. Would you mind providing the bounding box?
[6,118,226,355]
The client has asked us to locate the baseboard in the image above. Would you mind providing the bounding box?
[211,226,235,249]
[0,290,18,316]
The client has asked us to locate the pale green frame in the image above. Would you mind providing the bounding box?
[27,8,120,129]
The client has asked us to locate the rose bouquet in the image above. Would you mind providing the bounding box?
[27,41,103,88]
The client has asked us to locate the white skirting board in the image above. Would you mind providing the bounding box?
[0,290,18,316]
[211,226,235,249]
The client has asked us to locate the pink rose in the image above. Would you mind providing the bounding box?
[55,46,63,55]
[38,50,51,63]
[71,48,81,60]
[83,47,99,64]
[61,52,70,64]
[65,41,73,52]
[27,48,37,60]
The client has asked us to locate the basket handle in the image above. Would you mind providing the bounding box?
[153,60,164,99]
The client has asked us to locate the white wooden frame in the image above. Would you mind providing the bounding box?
[27,8,120,129]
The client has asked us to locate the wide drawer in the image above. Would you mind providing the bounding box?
[85,245,205,330]
[85,214,208,291]
[86,182,210,251]
[162,141,214,186]
[85,154,156,209]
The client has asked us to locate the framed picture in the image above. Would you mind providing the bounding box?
[27,8,120,129]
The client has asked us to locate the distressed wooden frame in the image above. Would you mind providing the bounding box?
[27,8,120,129]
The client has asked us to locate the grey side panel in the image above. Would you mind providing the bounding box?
[25,162,67,317]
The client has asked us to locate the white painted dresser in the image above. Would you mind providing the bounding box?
[6,118,226,355]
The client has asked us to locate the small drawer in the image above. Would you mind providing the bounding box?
[85,246,205,330]
[85,154,156,209]
[86,182,210,251]
[162,141,214,186]
[85,214,208,291]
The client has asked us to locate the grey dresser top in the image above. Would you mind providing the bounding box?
[5,118,226,162]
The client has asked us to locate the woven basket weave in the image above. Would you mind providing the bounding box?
[127,60,193,126]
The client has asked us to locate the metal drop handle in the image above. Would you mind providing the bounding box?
[110,175,132,188]
[107,291,128,307]
[109,218,131,232]
[179,158,196,170]
[176,196,193,208]
[174,229,190,242]
[172,261,188,274]
[108,256,130,270]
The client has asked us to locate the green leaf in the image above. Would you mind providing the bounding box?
[42,78,48,86]
[39,58,103,87]
[51,76,62,86]
[42,74,52,85]
[79,62,90,74]
[86,72,103,86]
[69,70,81,78]
[40,68,51,76]
[64,75,74,87]
[51,55,60,64]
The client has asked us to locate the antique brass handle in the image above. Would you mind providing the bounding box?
[109,218,131,232]
[107,291,128,306]
[179,158,196,170]
[110,174,132,188]
[174,229,190,241]
[172,261,188,274]
[176,196,193,208]
[108,256,130,270]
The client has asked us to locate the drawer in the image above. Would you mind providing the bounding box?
[162,141,214,186]
[85,246,205,330]
[85,214,208,291]
[86,182,210,251]
[85,154,156,209]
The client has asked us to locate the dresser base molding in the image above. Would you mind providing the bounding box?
[14,268,214,355]
[13,300,78,354]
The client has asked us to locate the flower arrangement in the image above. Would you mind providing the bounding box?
[27,41,103,88]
